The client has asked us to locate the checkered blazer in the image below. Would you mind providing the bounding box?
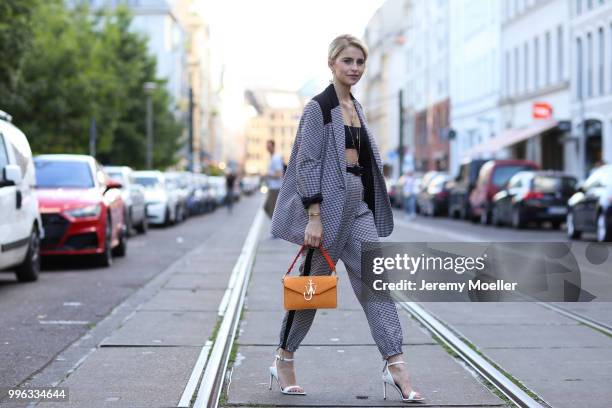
[270,84,393,249]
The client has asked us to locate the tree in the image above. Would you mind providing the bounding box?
[0,0,40,94]
[1,1,184,169]
[94,6,182,169]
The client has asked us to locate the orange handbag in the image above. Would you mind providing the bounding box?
[283,245,338,310]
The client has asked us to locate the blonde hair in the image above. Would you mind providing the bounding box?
[328,34,368,65]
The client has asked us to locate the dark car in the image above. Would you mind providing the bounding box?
[417,174,451,216]
[567,164,612,242]
[469,159,539,224]
[447,159,488,219]
[491,171,577,229]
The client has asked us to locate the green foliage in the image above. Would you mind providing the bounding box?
[0,0,40,91]
[0,1,184,169]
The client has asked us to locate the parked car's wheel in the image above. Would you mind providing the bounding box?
[450,206,459,219]
[461,202,471,220]
[566,211,582,240]
[161,206,170,227]
[511,206,525,229]
[491,206,502,227]
[551,220,561,230]
[431,202,438,217]
[135,215,148,234]
[15,226,41,282]
[96,214,113,267]
[175,205,183,223]
[596,213,611,242]
[480,205,491,225]
[112,226,127,257]
[125,207,133,237]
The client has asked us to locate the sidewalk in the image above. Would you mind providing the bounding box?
[21,197,262,408]
[14,199,514,408]
[225,217,508,407]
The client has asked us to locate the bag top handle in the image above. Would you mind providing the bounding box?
[285,245,335,277]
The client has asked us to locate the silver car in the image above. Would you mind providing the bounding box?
[104,166,148,235]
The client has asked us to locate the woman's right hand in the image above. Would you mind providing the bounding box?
[304,218,323,248]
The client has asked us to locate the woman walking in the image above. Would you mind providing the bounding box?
[270,34,425,403]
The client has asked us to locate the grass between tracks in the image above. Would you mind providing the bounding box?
[424,317,542,405]
[578,321,612,338]
[218,288,249,407]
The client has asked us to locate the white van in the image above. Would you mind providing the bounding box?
[0,110,43,281]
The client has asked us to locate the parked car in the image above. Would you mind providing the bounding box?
[200,174,217,212]
[133,170,179,226]
[567,164,612,242]
[241,175,261,195]
[414,171,443,213]
[469,159,539,224]
[164,172,190,221]
[186,174,205,215]
[491,171,577,229]
[208,176,228,206]
[34,154,127,267]
[104,165,148,235]
[447,158,489,219]
[386,177,401,208]
[417,174,452,216]
[0,110,43,281]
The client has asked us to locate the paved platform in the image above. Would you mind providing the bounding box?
[225,222,507,407]
[23,197,262,408]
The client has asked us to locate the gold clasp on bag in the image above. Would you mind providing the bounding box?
[303,278,316,300]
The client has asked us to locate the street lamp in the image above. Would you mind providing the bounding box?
[143,82,157,169]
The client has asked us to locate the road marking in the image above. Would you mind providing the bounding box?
[395,217,485,242]
[63,302,82,307]
[38,321,90,325]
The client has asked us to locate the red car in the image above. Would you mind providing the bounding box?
[469,159,539,224]
[34,154,127,266]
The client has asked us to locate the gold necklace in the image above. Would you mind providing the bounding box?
[345,102,360,160]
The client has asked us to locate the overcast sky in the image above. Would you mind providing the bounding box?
[197,0,385,92]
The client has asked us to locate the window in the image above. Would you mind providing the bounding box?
[514,47,520,94]
[587,0,593,9]
[577,0,582,14]
[505,50,511,96]
[534,37,540,89]
[577,37,584,98]
[599,27,604,95]
[558,25,564,81]
[34,160,94,189]
[587,32,593,97]
[545,31,551,85]
[524,42,530,91]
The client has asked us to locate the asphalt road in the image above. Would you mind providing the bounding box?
[1,199,609,407]
[0,199,251,392]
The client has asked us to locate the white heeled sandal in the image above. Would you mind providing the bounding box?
[268,354,306,395]
[382,360,425,403]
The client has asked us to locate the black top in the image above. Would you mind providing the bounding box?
[344,125,361,148]
[344,125,375,216]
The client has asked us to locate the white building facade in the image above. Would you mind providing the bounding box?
[361,0,411,179]
[405,0,451,173]
[571,0,612,178]
[465,0,572,173]
[448,0,503,176]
